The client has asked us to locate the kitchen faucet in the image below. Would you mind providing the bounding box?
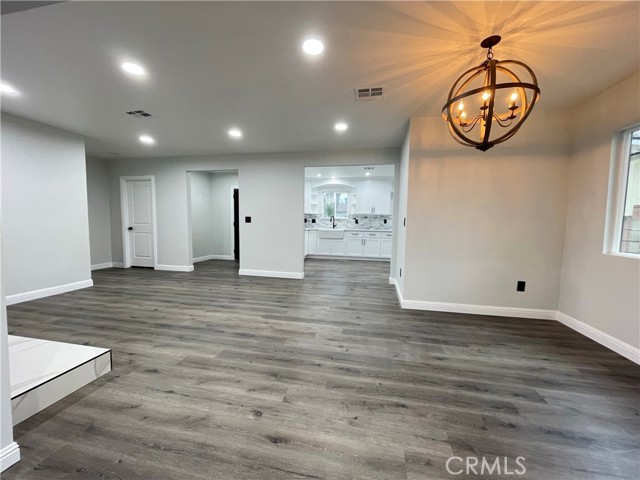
[330,215,337,229]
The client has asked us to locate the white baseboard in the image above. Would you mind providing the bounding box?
[0,442,20,472]
[112,262,124,268]
[5,279,94,306]
[239,269,304,280]
[91,262,115,270]
[388,280,639,364]
[556,311,640,364]
[401,299,557,320]
[155,265,194,272]
[193,254,234,263]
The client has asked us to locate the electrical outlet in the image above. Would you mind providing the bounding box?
[245,216,252,223]
[517,281,525,292]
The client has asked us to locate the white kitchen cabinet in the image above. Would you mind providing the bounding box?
[308,230,318,254]
[363,232,381,257]
[380,233,393,258]
[373,181,392,214]
[346,232,364,256]
[356,180,392,214]
[304,230,309,256]
[331,238,346,256]
[317,238,332,255]
[304,181,311,213]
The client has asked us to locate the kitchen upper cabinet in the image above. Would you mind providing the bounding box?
[356,180,392,214]
[304,181,311,213]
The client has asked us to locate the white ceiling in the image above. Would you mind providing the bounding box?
[1,1,638,159]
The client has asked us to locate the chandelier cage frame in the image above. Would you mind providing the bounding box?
[442,36,541,152]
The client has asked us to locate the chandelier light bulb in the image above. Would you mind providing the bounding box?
[510,92,518,102]
[482,91,491,102]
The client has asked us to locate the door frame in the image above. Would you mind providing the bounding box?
[120,175,158,269]
[230,185,239,260]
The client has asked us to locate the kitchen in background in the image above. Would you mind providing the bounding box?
[304,165,394,260]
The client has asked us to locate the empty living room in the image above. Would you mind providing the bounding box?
[0,1,638,479]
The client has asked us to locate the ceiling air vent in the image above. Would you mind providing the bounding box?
[354,86,385,102]
[126,109,153,118]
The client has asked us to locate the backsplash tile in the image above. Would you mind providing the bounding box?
[304,214,392,230]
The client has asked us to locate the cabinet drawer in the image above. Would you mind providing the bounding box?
[382,233,393,238]
[365,232,381,238]
[346,232,363,238]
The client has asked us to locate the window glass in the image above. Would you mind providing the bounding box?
[620,129,640,255]
[323,192,349,218]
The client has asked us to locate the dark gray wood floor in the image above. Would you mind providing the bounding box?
[4,259,639,479]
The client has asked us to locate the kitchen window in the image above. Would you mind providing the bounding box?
[606,126,640,257]
[323,192,349,218]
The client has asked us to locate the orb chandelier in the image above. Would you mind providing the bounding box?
[442,35,540,151]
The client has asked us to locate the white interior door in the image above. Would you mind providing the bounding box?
[124,179,155,267]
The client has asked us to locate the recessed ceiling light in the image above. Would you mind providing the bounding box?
[139,135,155,145]
[0,82,20,96]
[302,38,324,56]
[228,128,243,139]
[331,176,336,180]
[121,62,145,76]
[334,122,348,132]
[316,173,322,177]
[365,172,371,176]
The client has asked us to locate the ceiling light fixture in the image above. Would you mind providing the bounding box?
[0,82,20,96]
[139,135,155,145]
[365,172,371,176]
[442,35,540,151]
[228,128,243,139]
[121,62,145,76]
[316,173,322,177]
[302,38,324,56]
[334,122,348,132]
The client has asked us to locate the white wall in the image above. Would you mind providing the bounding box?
[86,156,112,267]
[189,172,215,260]
[401,109,571,313]
[209,172,238,258]
[108,149,399,276]
[559,72,640,350]
[1,114,92,301]
[392,129,410,294]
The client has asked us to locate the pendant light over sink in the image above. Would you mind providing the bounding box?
[441,35,540,151]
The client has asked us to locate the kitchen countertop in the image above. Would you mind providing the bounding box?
[304,227,392,232]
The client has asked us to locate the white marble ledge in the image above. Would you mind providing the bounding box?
[9,335,110,398]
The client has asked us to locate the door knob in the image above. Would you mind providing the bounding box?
[128,227,133,231]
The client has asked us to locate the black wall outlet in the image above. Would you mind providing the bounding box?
[311,219,316,224]
[517,281,526,292]
[245,216,252,223]
[384,219,387,224]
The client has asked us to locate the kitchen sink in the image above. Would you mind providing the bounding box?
[318,229,344,239]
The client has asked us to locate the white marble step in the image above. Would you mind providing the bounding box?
[9,336,111,425]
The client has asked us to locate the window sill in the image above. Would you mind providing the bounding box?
[604,251,640,260]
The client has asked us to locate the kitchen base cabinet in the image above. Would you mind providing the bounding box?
[305,230,390,260]
[381,233,392,258]
[308,230,318,255]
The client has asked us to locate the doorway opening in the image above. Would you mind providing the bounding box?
[303,164,396,274]
[187,170,239,269]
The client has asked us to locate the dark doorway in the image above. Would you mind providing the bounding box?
[233,188,240,260]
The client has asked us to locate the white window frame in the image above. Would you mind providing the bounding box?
[604,124,640,258]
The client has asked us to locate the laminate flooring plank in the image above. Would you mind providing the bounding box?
[4,259,639,479]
